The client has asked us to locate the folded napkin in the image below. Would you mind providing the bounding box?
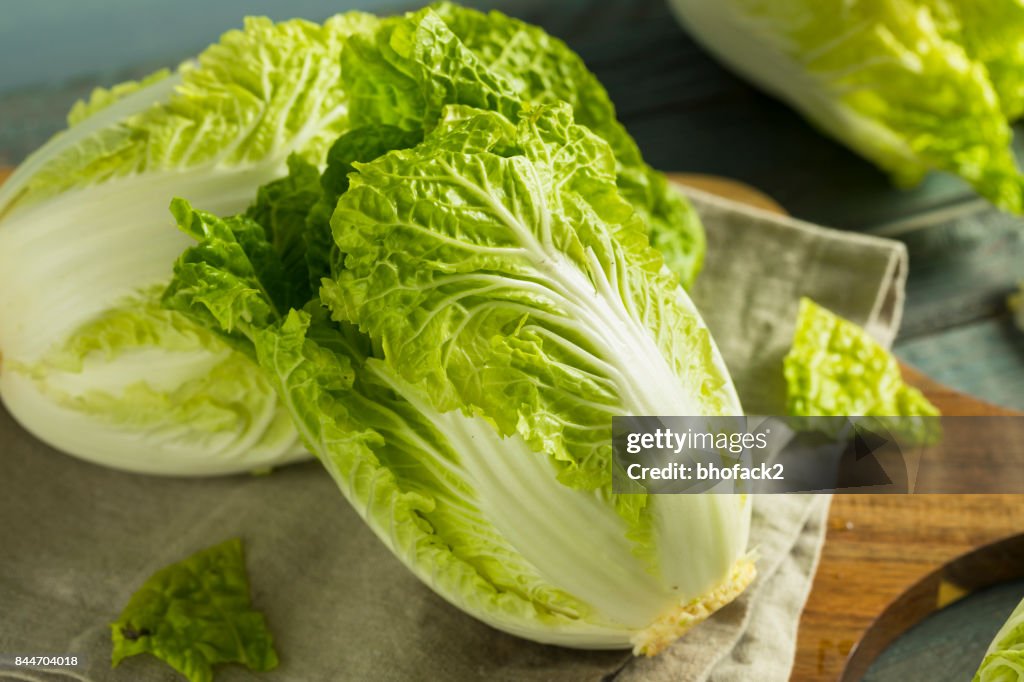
[0,186,907,682]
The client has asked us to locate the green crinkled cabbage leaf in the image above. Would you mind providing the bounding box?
[66,70,173,127]
[338,3,705,286]
[784,297,940,447]
[430,3,706,285]
[328,102,739,493]
[166,222,606,640]
[111,539,278,682]
[2,14,375,213]
[922,0,1024,121]
[784,298,939,419]
[671,0,1024,211]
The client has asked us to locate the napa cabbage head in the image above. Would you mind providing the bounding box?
[0,14,385,474]
[669,0,1024,211]
[163,102,752,654]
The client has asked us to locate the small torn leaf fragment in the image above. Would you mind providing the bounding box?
[111,538,278,682]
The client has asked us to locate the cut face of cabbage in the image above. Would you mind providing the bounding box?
[163,101,752,653]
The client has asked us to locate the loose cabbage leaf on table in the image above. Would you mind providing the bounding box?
[111,539,277,682]
[784,298,941,446]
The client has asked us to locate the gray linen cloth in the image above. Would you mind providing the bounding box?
[0,187,907,682]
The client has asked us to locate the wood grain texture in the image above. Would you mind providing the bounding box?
[803,496,1024,681]
[846,534,1024,680]
[672,173,1024,681]
[668,172,785,214]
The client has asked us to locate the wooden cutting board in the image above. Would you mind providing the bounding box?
[671,173,1024,681]
[3,165,1021,679]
